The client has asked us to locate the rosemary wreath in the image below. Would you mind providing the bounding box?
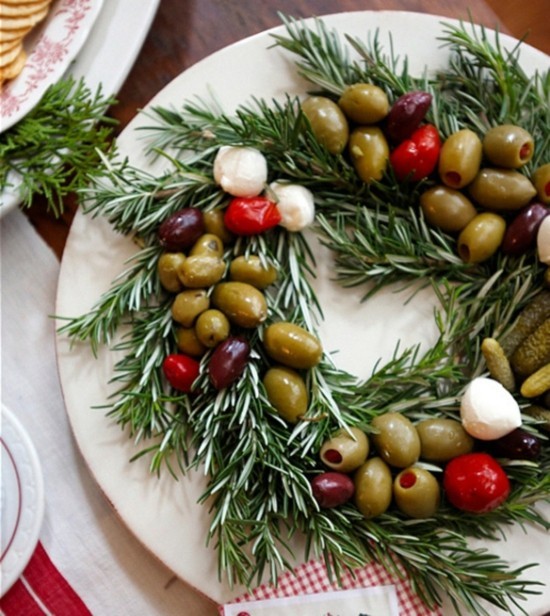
[58,16,550,615]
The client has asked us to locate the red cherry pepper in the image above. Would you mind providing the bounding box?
[223,196,281,235]
[443,452,510,514]
[162,353,200,393]
[390,124,441,182]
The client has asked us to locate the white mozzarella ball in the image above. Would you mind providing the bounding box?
[213,146,267,197]
[460,376,521,440]
[269,181,315,232]
[536,215,550,265]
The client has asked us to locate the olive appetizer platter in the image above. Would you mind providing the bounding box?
[55,11,550,615]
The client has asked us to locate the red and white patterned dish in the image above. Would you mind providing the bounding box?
[0,0,104,133]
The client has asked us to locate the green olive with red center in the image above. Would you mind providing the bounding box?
[263,366,308,424]
[301,96,349,155]
[229,255,278,289]
[468,168,537,210]
[371,412,420,468]
[457,212,506,263]
[171,289,210,327]
[420,186,477,232]
[354,457,392,519]
[438,128,483,189]
[483,124,534,168]
[533,163,550,205]
[393,467,440,518]
[338,83,390,124]
[157,252,186,293]
[320,427,369,473]
[416,418,474,462]
[195,309,231,348]
[348,126,389,183]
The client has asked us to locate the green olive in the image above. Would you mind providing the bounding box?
[354,457,392,519]
[190,233,225,258]
[371,412,420,468]
[393,467,440,518]
[195,309,230,348]
[178,255,225,288]
[203,209,234,243]
[457,212,506,263]
[263,366,308,423]
[532,163,550,205]
[262,322,323,369]
[211,282,267,328]
[468,168,537,210]
[420,185,477,232]
[157,252,186,293]
[438,128,483,189]
[175,326,207,357]
[483,124,534,168]
[348,126,389,183]
[320,427,369,473]
[416,418,474,462]
[229,255,278,289]
[301,96,349,155]
[171,289,210,327]
[338,83,390,124]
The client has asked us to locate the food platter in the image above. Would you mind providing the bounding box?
[55,11,550,612]
[1,405,45,596]
[0,0,105,133]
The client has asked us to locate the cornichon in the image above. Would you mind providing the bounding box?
[481,337,516,391]
[502,291,550,356]
[511,317,550,378]
[520,363,550,398]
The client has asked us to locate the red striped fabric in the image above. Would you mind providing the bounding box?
[1,542,91,616]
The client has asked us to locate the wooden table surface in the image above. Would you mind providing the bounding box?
[23,0,549,259]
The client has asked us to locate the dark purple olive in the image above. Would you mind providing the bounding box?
[489,427,541,460]
[311,472,355,508]
[385,91,433,143]
[158,208,205,251]
[208,335,250,390]
[501,202,550,256]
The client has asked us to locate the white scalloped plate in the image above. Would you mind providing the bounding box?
[0,0,105,133]
[1,405,45,596]
[56,11,550,613]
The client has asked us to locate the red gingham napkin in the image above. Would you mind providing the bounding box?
[221,558,442,615]
[0,542,92,616]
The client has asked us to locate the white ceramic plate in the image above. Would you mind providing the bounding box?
[0,0,160,217]
[0,0,105,133]
[1,405,45,596]
[55,11,550,612]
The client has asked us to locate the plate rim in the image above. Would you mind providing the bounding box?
[1,404,45,597]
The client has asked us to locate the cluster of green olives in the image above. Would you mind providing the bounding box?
[312,415,475,519]
[420,126,550,264]
[157,209,277,358]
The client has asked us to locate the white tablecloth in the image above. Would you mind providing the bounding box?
[1,209,218,615]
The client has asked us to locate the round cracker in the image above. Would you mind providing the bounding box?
[0,46,26,85]
[0,25,31,41]
[0,35,21,51]
[1,0,50,4]
[0,39,20,66]
[0,1,52,17]
[0,4,49,28]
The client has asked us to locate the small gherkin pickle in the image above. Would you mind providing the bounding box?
[481,337,516,391]
[510,317,550,378]
[524,405,550,432]
[520,363,550,398]
[501,290,550,356]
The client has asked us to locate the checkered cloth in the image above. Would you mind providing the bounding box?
[221,558,442,615]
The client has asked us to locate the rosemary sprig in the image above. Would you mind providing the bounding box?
[0,76,118,215]
[58,17,550,615]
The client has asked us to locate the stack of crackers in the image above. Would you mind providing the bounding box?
[0,0,53,87]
